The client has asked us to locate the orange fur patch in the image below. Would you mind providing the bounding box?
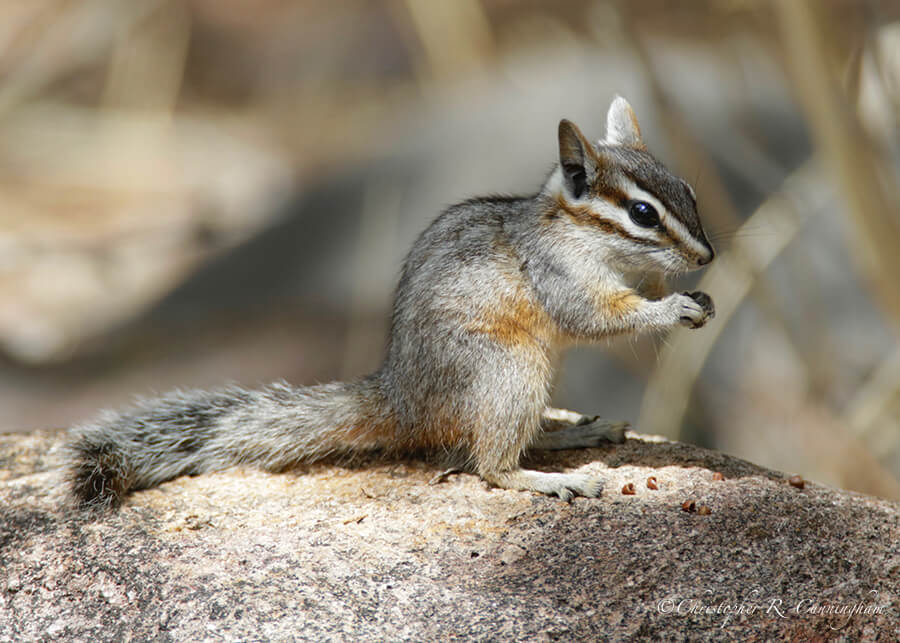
[600,290,643,318]
[467,289,555,351]
[331,415,394,452]
[422,406,467,450]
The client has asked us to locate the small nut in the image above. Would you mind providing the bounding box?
[712,472,725,481]
[646,476,658,490]
[697,505,712,515]
[621,483,636,495]
[681,500,696,513]
[788,475,805,489]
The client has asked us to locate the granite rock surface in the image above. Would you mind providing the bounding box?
[1,429,897,641]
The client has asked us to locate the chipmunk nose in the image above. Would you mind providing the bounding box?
[696,243,715,266]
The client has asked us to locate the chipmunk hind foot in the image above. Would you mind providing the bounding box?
[482,469,604,501]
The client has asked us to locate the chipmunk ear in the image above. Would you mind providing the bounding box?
[558,119,595,199]
[604,95,645,148]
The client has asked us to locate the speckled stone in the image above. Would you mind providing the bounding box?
[1,429,897,641]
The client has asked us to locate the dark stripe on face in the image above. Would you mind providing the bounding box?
[623,171,679,221]
[593,189,683,247]
[619,171,708,247]
[623,169,703,239]
[591,184,629,208]
[554,195,660,247]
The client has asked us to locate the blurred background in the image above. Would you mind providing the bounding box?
[1,0,898,499]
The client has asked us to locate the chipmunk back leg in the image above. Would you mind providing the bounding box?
[533,408,628,449]
[468,396,607,501]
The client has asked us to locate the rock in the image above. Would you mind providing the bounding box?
[1,429,897,641]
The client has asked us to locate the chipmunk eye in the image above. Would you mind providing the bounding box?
[628,201,660,228]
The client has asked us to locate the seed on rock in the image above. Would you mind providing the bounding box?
[788,475,805,489]
[681,500,696,513]
[621,483,636,495]
[647,476,658,490]
[712,472,725,481]
[698,505,712,515]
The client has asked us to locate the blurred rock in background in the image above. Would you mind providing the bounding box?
[0,0,898,498]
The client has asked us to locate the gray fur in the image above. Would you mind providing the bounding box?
[67,100,715,509]
[68,379,392,509]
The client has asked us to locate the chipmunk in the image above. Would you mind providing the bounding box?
[67,96,715,509]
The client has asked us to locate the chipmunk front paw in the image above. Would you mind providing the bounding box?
[675,291,715,329]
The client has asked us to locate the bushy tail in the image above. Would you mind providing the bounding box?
[66,379,394,510]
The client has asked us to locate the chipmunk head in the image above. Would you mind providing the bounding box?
[548,96,714,273]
